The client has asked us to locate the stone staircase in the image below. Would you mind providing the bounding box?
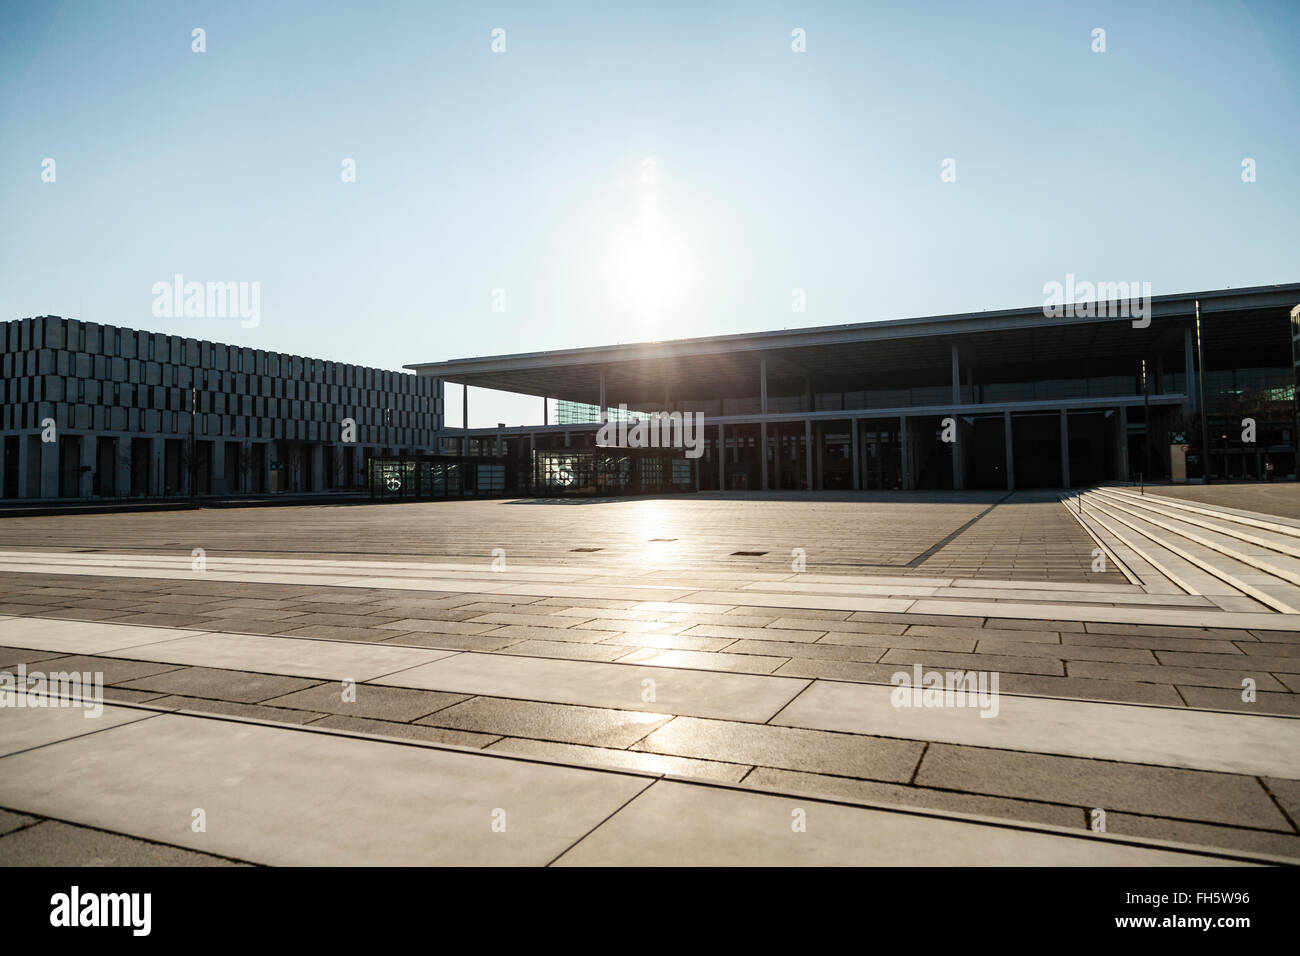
[1064,487,1300,614]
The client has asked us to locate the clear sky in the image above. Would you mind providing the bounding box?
[1,0,1297,427]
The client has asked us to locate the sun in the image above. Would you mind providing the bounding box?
[606,190,690,325]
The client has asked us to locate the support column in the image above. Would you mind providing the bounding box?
[1116,406,1129,481]
[212,439,227,494]
[758,356,769,492]
[951,344,961,404]
[116,437,132,498]
[542,396,548,426]
[718,423,725,490]
[815,422,824,488]
[179,437,192,496]
[1060,409,1071,489]
[462,383,468,430]
[336,443,350,489]
[952,345,964,493]
[262,441,273,494]
[527,432,535,492]
[599,371,606,421]
[1004,411,1015,491]
[39,436,58,498]
[805,419,814,491]
[900,417,911,490]
[150,437,165,497]
[79,434,96,497]
[310,444,324,491]
[1183,325,1196,418]
[772,424,781,490]
[851,418,860,491]
[17,433,33,498]
[951,417,963,491]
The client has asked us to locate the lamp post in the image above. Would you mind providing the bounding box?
[190,384,198,500]
[1195,300,1211,483]
[1142,358,1152,482]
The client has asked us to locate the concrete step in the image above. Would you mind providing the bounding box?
[1065,494,1231,597]
[1091,491,1300,592]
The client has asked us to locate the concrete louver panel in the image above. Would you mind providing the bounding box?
[0,315,441,498]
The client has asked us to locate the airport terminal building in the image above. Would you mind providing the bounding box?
[3,283,1297,501]
[0,316,442,500]
[409,283,1300,496]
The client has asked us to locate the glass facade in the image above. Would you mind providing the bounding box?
[368,455,528,500]
[532,448,695,496]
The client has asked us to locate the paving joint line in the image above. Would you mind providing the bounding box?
[543,778,660,867]
[0,805,265,867]
[0,702,168,762]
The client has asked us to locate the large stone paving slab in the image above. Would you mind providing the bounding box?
[418,697,672,747]
[0,710,652,866]
[915,744,1289,829]
[116,666,321,703]
[741,767,1084,830]
[0,618,199,655]
[554,780,1248,866]
[86,631,459,682]
[0,645,66,668]
[20,654,184,685]
[0,697,159,757]
[772,680,1300,777]
[485,736,751,782]
[261,683,469,721]
[373,652,810,721]
[633,716,923,781]
[0,820,247,866]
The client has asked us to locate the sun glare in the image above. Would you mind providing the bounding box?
[606,189,691,327]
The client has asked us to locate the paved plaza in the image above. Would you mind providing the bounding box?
[1150,483,1300,521]
[0,490,1115,580]
[1,488,1298,865]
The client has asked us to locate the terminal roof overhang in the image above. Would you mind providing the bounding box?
[406,283,1300,407]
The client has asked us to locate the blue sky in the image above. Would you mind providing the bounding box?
[1,0,1297,426]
